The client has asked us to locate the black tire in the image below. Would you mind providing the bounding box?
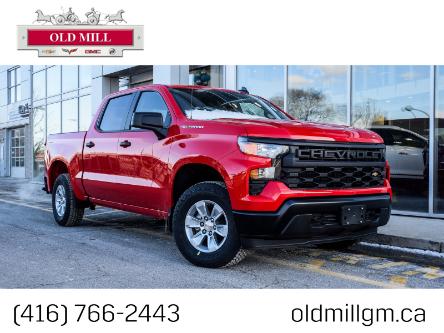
[172,181,246,268]
[317,239,358,250]
[52,173,84,227]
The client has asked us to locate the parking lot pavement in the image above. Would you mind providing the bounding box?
[0,186,443,288]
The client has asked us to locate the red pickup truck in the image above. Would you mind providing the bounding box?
[44,85,392,267]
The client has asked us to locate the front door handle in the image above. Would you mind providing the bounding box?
[85,141,95,148]
[119,140,131,148]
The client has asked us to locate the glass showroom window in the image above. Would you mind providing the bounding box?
[62,98,78,133]
[32,69,46,101]
[435,66,444,213]
[62,66,79,93]
[47,102,61,135]
[237,66,285,109]
[79,95,92,131]
[189,66,223,88]
[33,103,46,181]
[352,65,431,212]
[7,66,21,104]
[47,66,61,97]
[0,88,6,106]
[287,66,348,124]
[79,65,92,88]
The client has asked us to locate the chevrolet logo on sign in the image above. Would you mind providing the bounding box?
[17,8,143,57]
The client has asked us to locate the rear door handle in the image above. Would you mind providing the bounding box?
[119,140,131,148]
[85,141,95,148]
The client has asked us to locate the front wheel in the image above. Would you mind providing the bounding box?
[52,173,84,227]
[172,181,246,268]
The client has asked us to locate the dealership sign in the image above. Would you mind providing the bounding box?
[17,8,143,57]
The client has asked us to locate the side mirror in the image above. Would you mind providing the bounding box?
[131,112,167,138]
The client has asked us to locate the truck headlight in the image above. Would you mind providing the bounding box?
[237,137,289,159]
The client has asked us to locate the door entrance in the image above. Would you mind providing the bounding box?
[10,127,25,178]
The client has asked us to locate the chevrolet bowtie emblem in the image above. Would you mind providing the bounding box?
[372,171,380,177]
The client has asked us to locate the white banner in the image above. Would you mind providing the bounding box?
[0,289,440,332]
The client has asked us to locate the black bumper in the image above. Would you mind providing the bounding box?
[233,194,391,249]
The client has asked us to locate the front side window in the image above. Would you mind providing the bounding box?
[99,94,134,131]
[170,88,289,121]
[132,91,170,128]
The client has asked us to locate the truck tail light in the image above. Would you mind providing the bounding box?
[385,160,390,181]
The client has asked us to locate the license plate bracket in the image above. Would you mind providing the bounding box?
[341,205,366,225]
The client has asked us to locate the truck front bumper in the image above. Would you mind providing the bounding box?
[232,194,390,249]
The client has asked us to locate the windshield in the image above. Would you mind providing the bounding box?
[170,88,289,121]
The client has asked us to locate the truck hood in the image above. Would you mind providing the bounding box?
[213,118,383,144]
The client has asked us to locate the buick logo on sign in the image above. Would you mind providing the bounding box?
[17,7,143,57]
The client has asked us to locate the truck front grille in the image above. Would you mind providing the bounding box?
[280,165,385,189]
[279,141,386,191]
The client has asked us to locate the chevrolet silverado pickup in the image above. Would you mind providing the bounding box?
[44,85,392,268]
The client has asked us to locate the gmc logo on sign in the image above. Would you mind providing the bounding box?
[85,49,101,54]
[297,149,384,161]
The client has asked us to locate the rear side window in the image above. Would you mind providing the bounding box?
[132,91,171,127]
[99,94,134,131]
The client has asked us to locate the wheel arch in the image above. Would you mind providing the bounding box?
[47,159,69,193]
[171,159,230,204]
[168,158,232,228]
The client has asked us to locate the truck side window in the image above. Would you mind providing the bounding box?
[132,91,171,128]
[99,94,134,131]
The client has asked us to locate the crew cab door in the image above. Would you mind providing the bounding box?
[82,93,136,202]
[116,90,172,212]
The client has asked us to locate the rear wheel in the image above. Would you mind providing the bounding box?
[52,173,84,227]
[173,181,246,268]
